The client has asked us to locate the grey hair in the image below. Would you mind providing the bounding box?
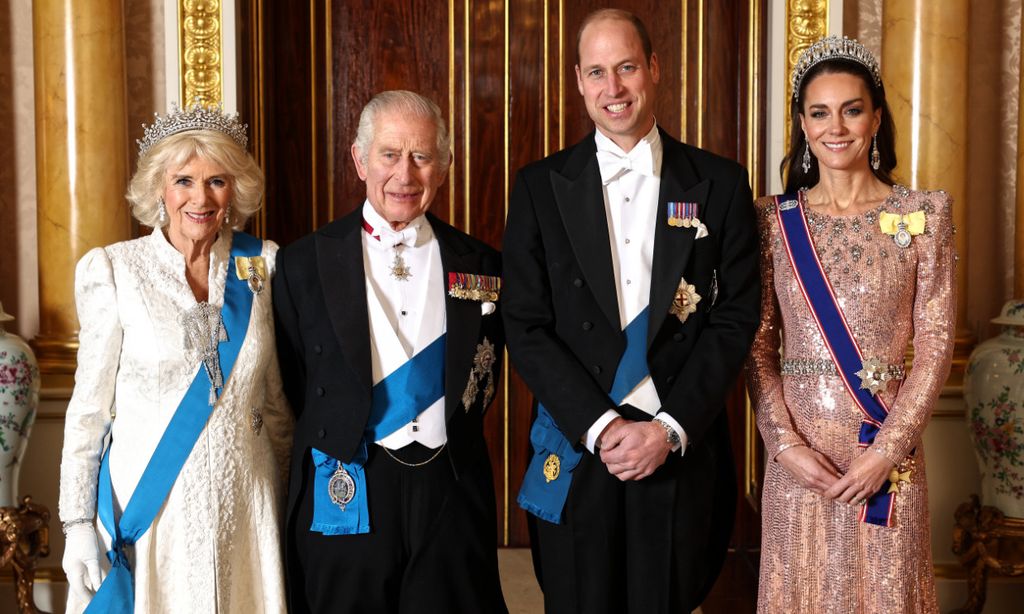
[352,90,451,165]
[126,129,265,229]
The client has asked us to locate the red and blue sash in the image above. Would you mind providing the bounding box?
[774,193,897,527]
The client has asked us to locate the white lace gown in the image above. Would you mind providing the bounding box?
[59,228,293,614]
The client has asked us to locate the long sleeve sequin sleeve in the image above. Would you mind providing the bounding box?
[871,191,956,464]
[746,198,808,460]
[58,248,122,522]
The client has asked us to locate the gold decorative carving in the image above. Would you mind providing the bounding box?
[950,495,1024,613]
[180,0,222,107]
[785,0,828,150]
[0,496,50,614]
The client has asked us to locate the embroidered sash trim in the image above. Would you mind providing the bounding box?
[86,232,262,613]
[517,307,651,524]
[774,194,898,527]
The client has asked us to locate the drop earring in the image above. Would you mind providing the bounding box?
[158,198,168,225]
[871,134,881,170]
[802,141,812,174]
[224,204,232,227]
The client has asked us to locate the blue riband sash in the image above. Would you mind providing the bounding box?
[774,194,897,527]
[86,231,261,613]
[366,334,446,441]
[518,307,650,524]
[310,335,445,535]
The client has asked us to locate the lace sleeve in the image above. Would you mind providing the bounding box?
[745,197,807,460]
[59,248,122,522]
[871,191,956,464]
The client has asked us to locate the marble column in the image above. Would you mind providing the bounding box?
[882,0,973,386]
[32,0,131,384]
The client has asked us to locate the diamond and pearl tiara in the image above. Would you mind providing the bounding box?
[136,101,248,157]
[791,35,882,100]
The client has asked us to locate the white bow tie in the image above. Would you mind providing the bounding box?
[596,143,654,184]
[365,219,418,248]
[380,225,418,249]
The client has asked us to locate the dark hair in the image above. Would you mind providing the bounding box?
[576,9,654,66]
[781,59,897,193]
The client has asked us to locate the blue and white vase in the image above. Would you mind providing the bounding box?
[0,302,40,508]
[964,300,1024,519]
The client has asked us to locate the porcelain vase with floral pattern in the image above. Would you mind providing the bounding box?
[964,300,1024,518]
[0,305,40,508]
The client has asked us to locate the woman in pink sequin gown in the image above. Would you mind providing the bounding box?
[746,36,955,613]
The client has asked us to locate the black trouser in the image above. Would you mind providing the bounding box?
[291,442,508,614]
[530,411,732,614]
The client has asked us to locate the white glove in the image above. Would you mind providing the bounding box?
[62,523,105,601]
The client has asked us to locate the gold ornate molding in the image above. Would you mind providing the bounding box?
[180,0,223,107]
[784,0,828,150]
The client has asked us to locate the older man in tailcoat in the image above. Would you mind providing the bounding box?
[274,90,507,614]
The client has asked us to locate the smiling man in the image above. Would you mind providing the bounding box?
[273,90,507,614]
[503,9,761,613]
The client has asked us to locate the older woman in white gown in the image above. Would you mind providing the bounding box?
[58,104,292,613]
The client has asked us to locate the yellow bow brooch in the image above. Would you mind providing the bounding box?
[235,256,267,294]
[879,211,926,248]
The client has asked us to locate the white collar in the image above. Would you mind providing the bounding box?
[594,123,663,183]
[361,200,430,247]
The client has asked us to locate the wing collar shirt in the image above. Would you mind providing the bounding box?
[584,124,687,454]
[361,201,447,450]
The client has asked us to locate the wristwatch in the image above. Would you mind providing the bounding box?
[652,416,681,448]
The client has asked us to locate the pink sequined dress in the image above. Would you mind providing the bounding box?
[746,185,955,613]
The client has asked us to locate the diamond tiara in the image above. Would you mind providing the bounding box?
[791,35,882,100]
[137,102,249,157]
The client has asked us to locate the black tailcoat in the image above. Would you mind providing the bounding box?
[273,210,506,613]
[503,129,760,613]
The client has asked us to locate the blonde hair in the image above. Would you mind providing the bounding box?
[126,130,265,229]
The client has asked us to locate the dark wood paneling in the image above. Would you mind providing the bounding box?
[705,1,741,158]
[252,0,765,550]
[503,0,549,548]
[329,1,454,225]
[254,1,317,246]
[559,1,684,148]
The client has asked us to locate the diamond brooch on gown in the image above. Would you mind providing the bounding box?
[181,302,228,404]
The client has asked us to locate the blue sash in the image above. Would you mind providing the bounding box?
[86,231,262,613]
[310,334,445,535]
[774,194,897,526]
[517,307,650,524]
